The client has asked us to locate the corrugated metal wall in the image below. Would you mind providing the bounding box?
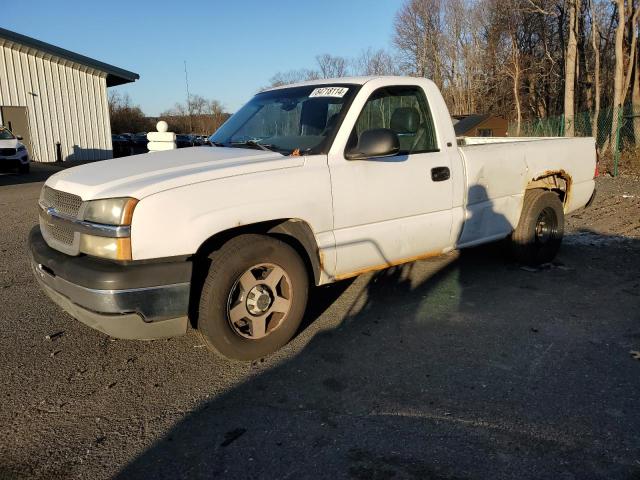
[0,41,113,163]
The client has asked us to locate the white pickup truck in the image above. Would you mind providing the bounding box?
[29,76,596,360]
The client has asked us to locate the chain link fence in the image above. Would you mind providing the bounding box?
[508,104,640,176]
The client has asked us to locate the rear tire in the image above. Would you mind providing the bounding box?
[511,189,564,265]
[197,234,309,360]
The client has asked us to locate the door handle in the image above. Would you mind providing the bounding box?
[431,166,450,182]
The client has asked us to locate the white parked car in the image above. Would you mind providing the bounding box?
[0,126,29,174]
[29,76,596,360]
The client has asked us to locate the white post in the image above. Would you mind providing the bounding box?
[147,121,176,152]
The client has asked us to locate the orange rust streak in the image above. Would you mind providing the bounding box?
[333,249,444,281]
[536,169,572,185]
[529,169,573,210]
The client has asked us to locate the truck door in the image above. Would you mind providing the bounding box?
[328,85,454,278]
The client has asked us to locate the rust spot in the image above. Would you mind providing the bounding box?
[333,249,443,281]
[528,169,573,209]
[318,249,325,271]
[536,169,572,185]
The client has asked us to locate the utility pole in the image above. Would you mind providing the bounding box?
[184,60,193,133]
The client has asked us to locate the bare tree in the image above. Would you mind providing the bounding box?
[611,0,639,153]
[564,0,580,136]
[257,0,632,152]
[316,54,348,78]
[160,95,229,134]
[108,91,152,134]
[589,0,601,143]
[264,69,320,89]
[508,28,525,135]
[487,0,531,134]
[353,48,400,75]
[393,0,444,85]
[622,2,640,102]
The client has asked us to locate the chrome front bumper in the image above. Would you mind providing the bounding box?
[29,226,191,340]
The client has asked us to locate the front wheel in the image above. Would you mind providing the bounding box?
[18,163,30,174]
[511,189,564,265]
[198,234,309,360]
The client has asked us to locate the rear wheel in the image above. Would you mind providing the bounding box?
[198,234,309,360]
[511,189,564,265]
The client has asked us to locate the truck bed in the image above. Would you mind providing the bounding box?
[454,136,596,247]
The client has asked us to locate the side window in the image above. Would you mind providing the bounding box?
[349,86,438,154]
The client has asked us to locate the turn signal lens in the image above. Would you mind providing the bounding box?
[79,234,132,261]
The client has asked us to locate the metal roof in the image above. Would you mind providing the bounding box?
[0,27,139,87]
[452,114,491,135]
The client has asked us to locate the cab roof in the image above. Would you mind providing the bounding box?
[263,76,412,92]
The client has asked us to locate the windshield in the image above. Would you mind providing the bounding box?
[210,84,359,155]
[0,127,15,140]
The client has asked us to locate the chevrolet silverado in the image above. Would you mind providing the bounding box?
[29,76,596,360]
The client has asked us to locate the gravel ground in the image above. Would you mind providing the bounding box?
[0,165,639,480]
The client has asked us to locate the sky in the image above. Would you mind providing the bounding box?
[3,0,400,115]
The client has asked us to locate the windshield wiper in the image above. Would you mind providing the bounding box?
[229,140,278,152]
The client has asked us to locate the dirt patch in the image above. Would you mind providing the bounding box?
[566,175,640,239]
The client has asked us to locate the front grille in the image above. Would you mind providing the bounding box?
[42,187,83,218]
[0,148,16,156]
[39,214,79,254]
[46,222,75,245]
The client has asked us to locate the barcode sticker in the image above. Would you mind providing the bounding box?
[309,87,349,98]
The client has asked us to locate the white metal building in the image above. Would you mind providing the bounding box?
[0,28,138,163]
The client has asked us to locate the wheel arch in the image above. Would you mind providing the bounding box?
[525,170,572,209]
[193,218,322,286]
[188,218,323,330]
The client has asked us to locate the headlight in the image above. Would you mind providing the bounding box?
[80,235,132,261]
[83,198,138,225]
[17,145,26,152]
[80,197,137,260]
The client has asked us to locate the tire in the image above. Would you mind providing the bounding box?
[197,234,309,360]
[18,163,30,174]
[511,189,564,265]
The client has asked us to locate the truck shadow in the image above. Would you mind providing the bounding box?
[0,163,61,186]
[116,190,640,478]
[0,158,106,187]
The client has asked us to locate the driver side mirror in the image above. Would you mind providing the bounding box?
[345,128,400,160]
[16,135,23,140]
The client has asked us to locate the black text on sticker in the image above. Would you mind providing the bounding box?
[309,87,349,98]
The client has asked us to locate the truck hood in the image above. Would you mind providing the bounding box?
[46,147,303,200]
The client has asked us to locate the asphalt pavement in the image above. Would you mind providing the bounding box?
[0,164,639,479]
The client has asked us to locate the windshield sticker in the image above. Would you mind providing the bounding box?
[309,87,349,98]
